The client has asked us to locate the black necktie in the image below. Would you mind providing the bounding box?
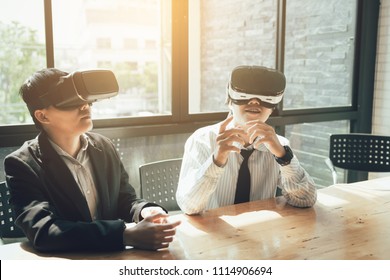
[234,149,254,204]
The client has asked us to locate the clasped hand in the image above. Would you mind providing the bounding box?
[123,206,181,250]
[213,115,285,166]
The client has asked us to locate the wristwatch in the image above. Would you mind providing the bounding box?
[274,145,294,166]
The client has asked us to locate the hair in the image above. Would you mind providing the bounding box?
[19,68,68,130]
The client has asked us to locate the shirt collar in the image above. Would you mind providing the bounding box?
[48,134,90,158]
[80,134,89,151]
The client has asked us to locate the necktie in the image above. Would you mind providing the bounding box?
[234,149,254,204]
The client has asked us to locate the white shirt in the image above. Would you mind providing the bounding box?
[49,135,100,220]
[176,121,317,214]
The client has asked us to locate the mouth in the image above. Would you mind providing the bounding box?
[244,107,261,114]
[81,114,91,119]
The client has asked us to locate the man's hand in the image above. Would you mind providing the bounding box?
[246,119,285,157]
[213,115,248,167]
[141,206,167,223]
[123,213,181,250]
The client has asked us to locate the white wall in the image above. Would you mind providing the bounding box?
[371,0,390,179]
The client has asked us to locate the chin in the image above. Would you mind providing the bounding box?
[87,123,93,131]
[81,120,93,132]
[244,114,261,121]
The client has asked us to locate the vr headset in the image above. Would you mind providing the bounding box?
[227,65,286,108]
[35,69,119,109]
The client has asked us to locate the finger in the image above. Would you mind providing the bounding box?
[144,212,169,222]
[219,115,234,133]
[154,220,181,232]
[246,122,267,134]
[220,132,249,147]
[162,236,174,243]
[216,133,246,146]
[158,217,168,224]
[246,124,272,144]
[168,220,181,228]
[152,214,170,224]
[248,131,264,144]
[152,218,166,224]
[217,127,247,139]
[148,240,170,251]
[216,129,248,149]
[156,243,170,250]
[162,227,177,236]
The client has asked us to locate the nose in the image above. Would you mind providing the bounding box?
[248,98,261,105]
[80,103,91,111]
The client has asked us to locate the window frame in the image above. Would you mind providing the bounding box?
[0,0,380,184]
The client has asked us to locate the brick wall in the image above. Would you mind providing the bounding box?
[198,0,277,112]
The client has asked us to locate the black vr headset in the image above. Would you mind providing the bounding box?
[31,69,119,110]
[227,65,286,108]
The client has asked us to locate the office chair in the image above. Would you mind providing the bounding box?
[0,181,26,244]
[325,133,390,184]
[139,158,182,212]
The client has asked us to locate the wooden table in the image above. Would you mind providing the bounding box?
[1,176,390,260]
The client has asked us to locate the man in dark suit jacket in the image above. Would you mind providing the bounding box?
[3,68,180,252]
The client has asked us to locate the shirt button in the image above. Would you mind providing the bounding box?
[86,190,91,195]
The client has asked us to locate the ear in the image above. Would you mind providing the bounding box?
[34,109,50,125]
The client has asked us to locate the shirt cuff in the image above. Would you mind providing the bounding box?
[280,156,301,176]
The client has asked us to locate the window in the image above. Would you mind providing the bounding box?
[51,0,172,119]
[188,0,277,114]
[188,0,357,114]
[0,0,46,125]
[96,38,112,49]
[145,39,157,49]
[284,0,357,109]
[0,0,366,125]
[0,0,380,185]
[124,38,138,50]
[285,120,350,188]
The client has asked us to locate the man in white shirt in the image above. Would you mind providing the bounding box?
[176,65,317,215]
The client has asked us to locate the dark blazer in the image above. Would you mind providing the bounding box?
[4,132,158,252]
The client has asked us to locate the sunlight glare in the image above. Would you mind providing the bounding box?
[219,210,282,228]
[316,192,349,207]
[174,217,208,238]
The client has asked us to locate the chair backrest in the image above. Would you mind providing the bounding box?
[0,181,25,239]
[139,158,182,211]
[329,133,390,172]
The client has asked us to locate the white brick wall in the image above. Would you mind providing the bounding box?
[371,0,390,178]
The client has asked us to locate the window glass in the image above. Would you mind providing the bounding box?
[284,0,357,109]
[51,0,172,118]
[0,0,46,125]
[285,120,350,188]
[188,0,277,113]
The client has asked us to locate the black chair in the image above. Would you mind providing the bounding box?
[325,133,390,184]
[139,158,182,212]
[0,181,26,244]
